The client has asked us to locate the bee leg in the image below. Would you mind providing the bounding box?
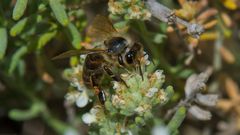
[90,75,106,105]
[137,60,144,81]
[97,89,106,105]
[103,65,129,88]
[118,55,131,74]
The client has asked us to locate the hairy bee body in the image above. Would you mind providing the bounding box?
[52,15,146,105]
[82,53,104,87]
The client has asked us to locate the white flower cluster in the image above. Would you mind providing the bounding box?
[82,107,100,125]
[77,68,172,135]
[127,5,151,20]
[108,0,151,20]
[134,104,151,114]
[64,65,90,108]
[112,95,126,106]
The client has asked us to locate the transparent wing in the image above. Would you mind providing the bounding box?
[87,15,117,41]
[52,49,106,60]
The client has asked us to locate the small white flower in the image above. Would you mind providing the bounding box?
[145,60,151,65]
[90,107,99,115]
[80,54,86,60]
[127,130,133,135]
[72,65,82,74]
[65,91,81,104]
[135,106,145,114]
[144,54,149,60]
[146,87,158,97]
[143,54,151,65]
[112,95,125,106]
[143,10,151,20]
[65,90,89,108]
[112,81,120,90]
[70,77,86,92]
[64,128,78,135]
[82,113,97,125]
[134,104,150,114]
[82,107,100,125]
[158,90,167,102]
[76,90,89,108]
[154,70,164,80]
[151,125,169,135]
[70,78,79,87]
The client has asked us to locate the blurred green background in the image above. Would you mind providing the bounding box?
[1,0,240,134]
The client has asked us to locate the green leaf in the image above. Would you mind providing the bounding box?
[9,46,28,74]
[37,30,57,49]
[159,23,168,33]
[10,17,28,37]
[17,60,26,76]
[153,34,166,44]
[70,56,79,67]
[49,0,69,26]
[167,106,186,134]
[114,21,128,29]
[8,102,44,121]
[12,0,28,20]
[177,69,194,79]
[66,23,81,49]
[0,28,8,60]
[163,86,174,104]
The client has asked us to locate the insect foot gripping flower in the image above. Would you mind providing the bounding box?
[82,70,174,135]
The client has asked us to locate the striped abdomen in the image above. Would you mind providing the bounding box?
[82,53,104,87]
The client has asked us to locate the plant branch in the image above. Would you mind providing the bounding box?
[146,0,204,38]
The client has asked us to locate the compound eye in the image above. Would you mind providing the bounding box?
[125,52,134,64]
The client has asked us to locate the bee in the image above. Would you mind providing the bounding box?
[52,15,145,104]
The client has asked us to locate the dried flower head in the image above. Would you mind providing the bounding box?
[184,68,218,121]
